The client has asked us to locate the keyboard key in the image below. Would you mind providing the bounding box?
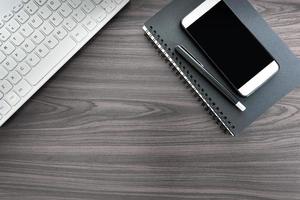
[103,0,116,13]
[25,1,39,15]
[82,17,97,31]
[0,80,13,94]
[1,42,15,55]
[0,100,11,115]
[0,66,8,79]
[22,39,35,53]
[71,25,87,42]
[67,0,82,8]
[26,37,76,85]
[11,33,25,46]
[15,10,30,24]
[5,92,20,106]
[92,0,102,4]
[12,3,24,13]
[72,9,86,22]
[2,12,13,22]
[14,80,32,97]
[0,29,11,42]
[35,44,49,58]
[44,36,58,49]
[59,3,73,17]
[29,15,43,28]
[31,30,45,44]
[50,13,63,26]
[26,54,40,67]
[6,21,19,34]
[100,0,109,8]
[114,0,124,4]
[47,0,62,10]
[6,19,20,33]
[40,21,54,35]
[35,0,47,6]
[16,63,31,76]
[63,18,77,31]
[39,6,52,19]
[54,27,68,40]
[3,57,18,71]
[20,24,34,37]
[16,62,31,76]
[0,92,3,100]
[12,49,27,62]
[81,0,95,13]
[0,52,6,63]
[7,71,22,85]
[91,7,107,23]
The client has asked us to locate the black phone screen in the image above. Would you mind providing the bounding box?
[186,1,274,89]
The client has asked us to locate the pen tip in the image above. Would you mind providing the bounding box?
[236,102,246,112]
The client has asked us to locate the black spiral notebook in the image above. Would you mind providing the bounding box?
[143,0,300,136]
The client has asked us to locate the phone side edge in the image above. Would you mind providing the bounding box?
[182,0,222,28]
[238,60,280,97]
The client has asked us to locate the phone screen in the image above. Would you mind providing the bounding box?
[186,1,274,89]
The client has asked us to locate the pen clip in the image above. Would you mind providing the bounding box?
[178,45,205,68]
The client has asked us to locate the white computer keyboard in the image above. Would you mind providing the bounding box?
[0,0,129,126]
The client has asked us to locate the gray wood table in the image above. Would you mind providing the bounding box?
[1,0,300,199]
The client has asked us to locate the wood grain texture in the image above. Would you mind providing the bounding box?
[1,0,300,199]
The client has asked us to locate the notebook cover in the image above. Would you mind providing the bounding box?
[143,0,300,136]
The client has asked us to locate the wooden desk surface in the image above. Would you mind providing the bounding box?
[1,0,300,199]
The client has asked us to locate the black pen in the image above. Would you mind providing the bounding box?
[175,45,246,112]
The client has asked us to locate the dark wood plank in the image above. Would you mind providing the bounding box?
[1,0,300,199]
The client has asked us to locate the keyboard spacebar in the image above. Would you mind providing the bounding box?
[26,37,76,86]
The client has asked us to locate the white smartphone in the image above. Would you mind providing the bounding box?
[181,0,280,97]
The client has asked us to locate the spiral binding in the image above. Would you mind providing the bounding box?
[143,25,236,136]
